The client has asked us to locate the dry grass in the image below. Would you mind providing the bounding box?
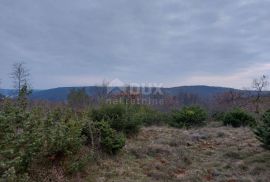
[84,124,270,182]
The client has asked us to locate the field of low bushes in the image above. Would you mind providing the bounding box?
[1,90,270,181]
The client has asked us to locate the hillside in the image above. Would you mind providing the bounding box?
[0,85,240,101]
[0,89,16,97]
[162,85,235,97]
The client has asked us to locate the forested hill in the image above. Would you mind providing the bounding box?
[0,85,240,102]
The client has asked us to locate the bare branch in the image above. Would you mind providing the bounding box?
[10,62,31,95]
[252,75,269,113]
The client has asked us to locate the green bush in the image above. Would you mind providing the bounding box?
[91,104,142,135]
[96,120,125,154]
[123,113,142,135]
[92,104,126,131]
[82,116,126,154]
[1,97,151,181]
[222,109,256,127]
[211,111,225,121]
[40,109,84,159]
[170,106,207,128]
[64,154,93,174]
[0,106,85,181]
[254,110,270,149]
[0,107,42,181]
[132,107,167,126]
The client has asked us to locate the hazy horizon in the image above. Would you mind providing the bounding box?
[0,83,248,91]
[1,0,270,89]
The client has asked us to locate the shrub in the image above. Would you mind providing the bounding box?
[132,107,167,126]
[0,107,85,181]
[96,120,126,154]
[211,111,225,121]
[0,107,42,181]
[64,153,93,174]
[254,110,270,149]
[123,113,142,135]
[170,106,207,128]
[222,109,256,127]
[40,109,84,159]
[82,117,126,154]
[91,104,126,131]
[91,104,142,135]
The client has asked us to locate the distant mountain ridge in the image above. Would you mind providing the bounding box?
[163,85,235,97]
[0,89,16,97]
[0,85,242,102]
[3,85,269,102]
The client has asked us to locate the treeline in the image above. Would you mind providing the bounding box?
[0,63,270,181]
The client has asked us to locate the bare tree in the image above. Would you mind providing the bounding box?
[252,75,269,113]
[10,62,30,94]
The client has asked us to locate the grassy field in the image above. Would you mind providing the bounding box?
[83,124,270,182]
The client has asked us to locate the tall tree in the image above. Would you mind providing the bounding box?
[252,75,269,113]
[10,62,30,94]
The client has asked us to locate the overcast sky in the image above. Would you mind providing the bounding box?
[0,0,270,89]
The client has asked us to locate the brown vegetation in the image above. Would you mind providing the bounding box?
[85,125,270,182]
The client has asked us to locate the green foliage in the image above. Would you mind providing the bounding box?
[92,104,126,131]
[0,102,128,181]
[0,106,85,181]
[64,154,93,174]
[170,106,207,128]
[123,111,142,135]
[91,104,142,135]
[0,107,42,181]
[17,84,32,110]
[82,114,126,154]
[96,120,126,154]
[222,109,256,127]
[40,109,85,158]
[254,110,270,149]
[211,111,225,121]
[131,107,167,126]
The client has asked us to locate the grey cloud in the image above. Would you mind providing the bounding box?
[0,0,270,88]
